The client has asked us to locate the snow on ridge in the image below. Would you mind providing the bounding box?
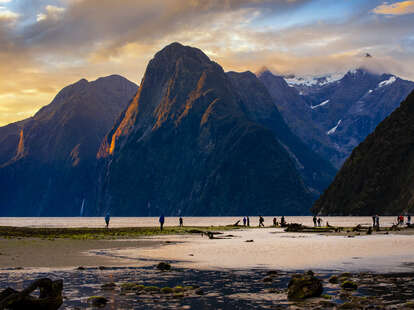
[311,100,330,109]
[327,120,342,135]
[285,72,344,87]
[378,76,396,88]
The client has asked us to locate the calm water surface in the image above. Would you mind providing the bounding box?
[0,216,401,228]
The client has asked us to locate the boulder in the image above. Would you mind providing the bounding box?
[87,296,108,308]
[287,271,323,300]
[156,262,171,271]
[0,278,63,310]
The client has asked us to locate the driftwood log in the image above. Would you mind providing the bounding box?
[0,278,63,310]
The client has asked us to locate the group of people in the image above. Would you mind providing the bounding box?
[396,215,411,226]
[312,216,323,227]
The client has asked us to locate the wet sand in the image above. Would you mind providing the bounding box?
[0,238,164,269]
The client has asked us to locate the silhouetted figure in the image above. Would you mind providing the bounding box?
[280,216,286,227]
[247,216,250,227]
[159,215,165,231]
[243,217,247,226]
[179,217,183,227]
[372,215,376,228]
[273,217,277,226]
[317,218,322,227]
[408,215,411,225]
[375,215,380,230]
[313,216,317,227]
[259,216,265,227]
[105,213,110,228]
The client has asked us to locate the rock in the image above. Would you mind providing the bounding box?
[341,280,358,290]
[287,272,323,300]
[263,277,273,282]
[195,288,204,295]
[267,270,278,276]
[245,240,254,242]
[173,286,185,293]
[76,266,85,270]
[101,282,116,290]
[157,262,171,271]
[98,266,106,270]
[338,301,363,309]
[0,278,63,310]
[160,287,173,294]
[328,275,339,284]
[285,223,304,232]
[87,296,108,308]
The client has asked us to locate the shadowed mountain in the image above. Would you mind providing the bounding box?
[226,71,336,195]
[260,68,414,168]
[97,42,321,216]
[313,90,414,215]
[257,69,341,168]
[0,75,138,216]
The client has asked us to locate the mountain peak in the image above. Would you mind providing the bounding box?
[153,42,211,65]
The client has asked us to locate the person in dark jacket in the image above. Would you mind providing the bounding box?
[159,215,165,231]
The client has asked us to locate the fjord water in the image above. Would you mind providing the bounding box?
[0,216,400,228]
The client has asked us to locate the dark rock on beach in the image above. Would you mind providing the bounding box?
[287,271,323,300]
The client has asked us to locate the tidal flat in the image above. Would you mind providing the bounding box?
[1,223,414,309]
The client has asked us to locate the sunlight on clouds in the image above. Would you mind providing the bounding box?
[0,6,18,22]
[373,1,414,15]
[37,5,65,22]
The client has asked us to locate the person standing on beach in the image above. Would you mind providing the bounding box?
[281,216,286,227]
[372,215,376,228]
[159,215,165,231]
[179,217,183,227]
[105,213,110,228]
[273,217,277,226]
[317,218,322,227]
[247,216,250,227]
[313,216,317,227]
[243,217,247,226]
[408,215,411,225]
[375,215,380,230]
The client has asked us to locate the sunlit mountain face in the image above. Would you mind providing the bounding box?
[1,0,414,127]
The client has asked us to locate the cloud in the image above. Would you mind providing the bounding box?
[0,6,18,22]
[373,1,414,15]
[36,5,65,22]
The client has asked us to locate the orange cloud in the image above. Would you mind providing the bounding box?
[373,1,414,15]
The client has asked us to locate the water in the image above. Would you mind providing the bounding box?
[0,216,401,228]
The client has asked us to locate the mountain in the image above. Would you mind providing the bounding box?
[260,68,414,168]
[226,71,336,194]
[0,75,138,216]
[257,70,341,166]
[313,90,414,215]
[97,42,330,216]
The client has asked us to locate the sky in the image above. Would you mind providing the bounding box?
[1,0,414,126]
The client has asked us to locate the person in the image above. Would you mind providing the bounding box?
[105,213,110,228]
[179,217,183,227]
[375,215,380,230]
[159,215,165,231]
[313,216,317,227]
[280,216,286,227]
[408,215,411,225]
[273,217,277,227]
[400,215,404,225]
[247,216,250,227]
[317,218,322,227]
[372,215,376,228]
[243,217,247,226]
[259,216,265,227]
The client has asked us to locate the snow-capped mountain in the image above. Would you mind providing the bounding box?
[259,68,414,168]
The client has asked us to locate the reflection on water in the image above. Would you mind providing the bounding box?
[0,216,401,228]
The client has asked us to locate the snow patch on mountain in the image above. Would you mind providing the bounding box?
[285,73,344,87]
[327,120,342,135]
[311,100,330,109]
[378,76,396,88]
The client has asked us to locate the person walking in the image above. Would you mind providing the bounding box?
[281,216,286,227]
[273,217,277,227]
[247,216,250,227]
[313,216,317,227]
[243,217,247,226]
[105,213,110,228]
[408,215,411,225]
[375,215,380,230]
[372,215,376,228]
[317,218,322,227]
[159,215,165,231]
[259,216,265,227]
[179,217,183,227]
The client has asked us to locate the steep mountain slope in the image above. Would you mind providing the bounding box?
[227,71,336,194]
[313,90,414,215]
[98,43,315,216]
[0,75,137,216]
[262,68,414,168]
[257,70,341,166]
